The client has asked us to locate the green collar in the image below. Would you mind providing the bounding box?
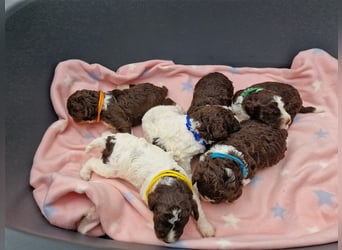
[241,87,264,98]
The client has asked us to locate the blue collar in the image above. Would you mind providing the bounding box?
[209,152,248,179]
[185,115,208,147]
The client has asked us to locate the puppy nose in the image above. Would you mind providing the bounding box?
[280,118,291,129]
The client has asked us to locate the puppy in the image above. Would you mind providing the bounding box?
[80,132,215,243]
[231,82,318,129]
[142,105,240,175]
[187,72,234,114]
[67,83,172,133]
[193,120,288,203]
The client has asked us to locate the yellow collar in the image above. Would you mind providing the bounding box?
[145,170,193,202]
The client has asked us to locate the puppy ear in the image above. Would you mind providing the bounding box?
[191,199,199,221]
[233,89,244,102]
[148,192,158,211]
[244,98,261,118]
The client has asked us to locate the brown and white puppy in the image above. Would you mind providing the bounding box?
[80,132,215,243]
[67,83,172,133]
[193,120,288,203]
[231,82,318,129]
[187,72,234,114]
[142,104,241,175]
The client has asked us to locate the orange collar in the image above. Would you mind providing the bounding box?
[96,90,105,122]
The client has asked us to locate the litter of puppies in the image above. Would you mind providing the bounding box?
[67,71,319,242]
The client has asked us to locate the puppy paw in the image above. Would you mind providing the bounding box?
[199,221,215,237]
[80,165,92,181]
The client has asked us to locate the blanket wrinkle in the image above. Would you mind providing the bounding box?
[30,49,337,249]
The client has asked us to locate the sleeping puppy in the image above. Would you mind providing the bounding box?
[67,83,172,133]
[80,132,215,243]
[231,82,319,129]
[142,104,240,175]
[193,120,288,203]
[187,72,234,114]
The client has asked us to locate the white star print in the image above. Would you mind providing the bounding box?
[312,80,321,92]
[75,184,88,194]
[319,162,329,169]
[63,74,74,87]
[128,63,136,71]
[280,168,290,177]
[222,213,240,229]
[216,239,233,248]
[159,65,170,70]
[52,121,67,132]
[307,226,320,234]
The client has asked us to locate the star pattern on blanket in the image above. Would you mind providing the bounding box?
[312,80,321,92]
[63,74,74,87]
[249,175,262,187]
[319,162,329,169]
[83,132,95,140]
[314,190,335,207]
[43,203,57,220]
[228,67,239,74]
[315,129,328,139]
[140,68,150,77]
[168,240,186,248]
[312,48,325,54]
[280,168,289,177]
[271,203,286,219]
[88,72,102,81]
[307,226,320,234]
[128,63,136,71]
[293,115,301,124]
[52,120,67,132]
[222,213,240,229]
[123,192,135,202]
[216,239,233,248]
[182,79,193,92]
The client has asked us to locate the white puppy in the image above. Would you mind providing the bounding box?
[141,105,240,175]
[80,132,215,243]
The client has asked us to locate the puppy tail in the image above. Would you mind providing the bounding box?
[299,106,324,113]
[85,136,108,154]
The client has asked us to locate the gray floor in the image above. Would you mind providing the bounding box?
[5,229,97,250]
[5,0,24,10]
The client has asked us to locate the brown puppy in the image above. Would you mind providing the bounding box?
[231,82,318,129]
[187,72,234,114]
[67,83,172,133]
[193,120,288,203]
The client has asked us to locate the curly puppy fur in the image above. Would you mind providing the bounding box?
[142,105,240,175]
[231,82,317,129]
[67,83,172,133]
[187,72,234,114]
[193,120,288,203]
[80,133,214,243]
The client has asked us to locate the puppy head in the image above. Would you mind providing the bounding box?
[243,91,291,129]
[148,183,198,243]
[193,156,243,203]
[193,153,256,203]
[190,105,241,142]
[67,90,99,122]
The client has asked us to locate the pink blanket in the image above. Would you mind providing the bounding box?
[30,49,338,249]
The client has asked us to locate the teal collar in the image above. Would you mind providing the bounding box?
[209,152,248,179]
[241,87,264,98]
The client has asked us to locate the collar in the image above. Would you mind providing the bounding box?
[209,152,248,179]
[96,90,105,122]
[145,170,193,202]
[185,115,208,147]
[241,87,264,98]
